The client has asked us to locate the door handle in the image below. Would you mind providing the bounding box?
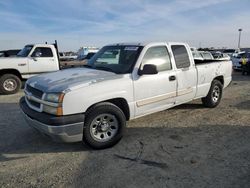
[18,63,27,66]
[169,75,176,81]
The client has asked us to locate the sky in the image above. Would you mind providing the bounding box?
[0,0,250,51]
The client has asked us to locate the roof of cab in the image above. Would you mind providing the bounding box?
[107,42,188,47]
[25,44,55,47]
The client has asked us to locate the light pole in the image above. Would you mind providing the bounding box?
[238,28,242,49]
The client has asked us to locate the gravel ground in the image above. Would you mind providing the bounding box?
[0,72,250,188]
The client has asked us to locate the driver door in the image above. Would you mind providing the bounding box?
[133,45,177,116]
[28,47,57,77]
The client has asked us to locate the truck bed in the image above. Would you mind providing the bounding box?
[60,60,87,69]
[194,59,229,65]
[194,59,232,98]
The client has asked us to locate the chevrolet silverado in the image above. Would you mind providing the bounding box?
[20,42,232,149]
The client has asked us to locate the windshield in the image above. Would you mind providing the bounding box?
[17,45,33,57]
[87,45,143,74]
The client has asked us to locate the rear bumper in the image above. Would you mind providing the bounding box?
[19,97,84,143]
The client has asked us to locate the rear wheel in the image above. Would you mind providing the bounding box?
[83,102,126,149]
[0,74,21,94]
[202,80,223,108]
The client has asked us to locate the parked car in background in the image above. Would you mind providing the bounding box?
[60,52,96,68]
[192,50,214,61]
[223,49,237,57]
[200,51,214,60]
[191,47,203,61]
[231,52,250,70]
[0,41,95,94]
[59,52,77,61]
[77,52,96,61]
[77,47,99,60]
[0,43,60,94]
[211,51,230,60]
[20,42,232,149]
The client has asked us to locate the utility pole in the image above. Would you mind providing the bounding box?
[238,28,242,49]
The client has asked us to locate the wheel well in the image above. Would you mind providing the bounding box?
[87,98,130,120]
[0,69,22,80]
[214,76,224,85]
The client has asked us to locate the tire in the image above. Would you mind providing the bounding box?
[202,80,223,108]
[83,102,126,149]
[0,74,21,94]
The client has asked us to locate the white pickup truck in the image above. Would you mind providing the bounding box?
[20,42,232,149]
[0,43,60,94]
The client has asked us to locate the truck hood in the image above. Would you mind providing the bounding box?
[0,57,27,68]
[26,68,123,93]
[0,57,26,61]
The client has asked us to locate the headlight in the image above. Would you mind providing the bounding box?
[43,93,64,116]
[43,105,63,116]
[44,93,64,103]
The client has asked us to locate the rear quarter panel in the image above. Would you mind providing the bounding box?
[195,60,232,98]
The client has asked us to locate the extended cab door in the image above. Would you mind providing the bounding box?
[27,46,59,77]
[133,45,177,116]
[170,44,197,104]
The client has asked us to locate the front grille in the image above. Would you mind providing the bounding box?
[26,84,43,99]
[25,84,44,110]
[27,98,41,108]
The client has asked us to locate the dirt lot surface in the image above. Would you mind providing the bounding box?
[0,72,250,188]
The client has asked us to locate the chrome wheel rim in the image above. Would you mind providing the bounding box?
[3,79,17,91]
[212,85,220,103]
[90,113,118,142]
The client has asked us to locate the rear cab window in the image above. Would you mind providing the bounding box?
[171,45,191,69]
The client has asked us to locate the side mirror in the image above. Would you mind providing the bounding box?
[138,64,158,76]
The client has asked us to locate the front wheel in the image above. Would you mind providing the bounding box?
[0,74,21,94]
[83,102,126,149]
[202,80,223,108]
